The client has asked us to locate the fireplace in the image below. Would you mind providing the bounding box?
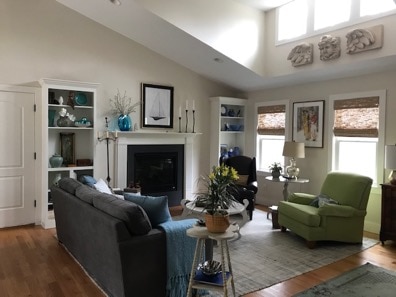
[127,144,184,206]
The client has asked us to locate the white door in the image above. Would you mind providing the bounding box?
[0,86,36,227]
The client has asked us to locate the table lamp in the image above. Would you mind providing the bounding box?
[283,141,305,178]
[385,145,396,185]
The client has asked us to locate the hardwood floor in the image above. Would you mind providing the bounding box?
[1,205,395,297]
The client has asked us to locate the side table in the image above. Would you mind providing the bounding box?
[265,176,309,229]
[186,227,236,297]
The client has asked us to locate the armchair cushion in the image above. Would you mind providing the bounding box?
[288,193,317,205]
[278,202,321,227]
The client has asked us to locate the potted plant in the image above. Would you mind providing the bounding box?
[196,163,239,233]
[269,162,282,178]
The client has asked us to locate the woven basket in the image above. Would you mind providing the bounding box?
[205,213,230,233]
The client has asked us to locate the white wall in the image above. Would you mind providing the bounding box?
[0,0,237,206]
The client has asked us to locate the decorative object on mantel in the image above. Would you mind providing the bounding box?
[110,89,140,131]
[287,42,313,67]
[141,83,174,129]
[57,108,75,127]
[178,99,196,133]
[196,163,239,233]
[97,117,118,186]
[318,35,341,61]
[346,25,383,54]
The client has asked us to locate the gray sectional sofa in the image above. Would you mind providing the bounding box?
[51,178,169,297]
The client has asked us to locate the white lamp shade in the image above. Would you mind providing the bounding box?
[385,145,396,169]
[283,141,305,158]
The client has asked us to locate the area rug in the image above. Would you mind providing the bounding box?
[206,209,378,297]
[294,262,396,296]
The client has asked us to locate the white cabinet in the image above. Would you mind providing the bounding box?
[40,79,99,228]
[209,97,247,168]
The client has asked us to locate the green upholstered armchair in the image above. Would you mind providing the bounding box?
[278,172,373,248]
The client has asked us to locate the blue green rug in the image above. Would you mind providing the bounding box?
[294,262,396,296]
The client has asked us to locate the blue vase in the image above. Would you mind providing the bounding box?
[118,114,132,131]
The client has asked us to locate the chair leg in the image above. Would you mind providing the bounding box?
[249,209,253,220]
[306,240,316,249]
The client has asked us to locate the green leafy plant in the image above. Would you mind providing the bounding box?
[269,162,283,172]
[196,163,239,215]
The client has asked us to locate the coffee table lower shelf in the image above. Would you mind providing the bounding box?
[192,270,232,292]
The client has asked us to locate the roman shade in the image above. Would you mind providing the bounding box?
[257,104,286,135]
[333,96,379,137]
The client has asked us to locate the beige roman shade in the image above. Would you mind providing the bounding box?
[333,96,379,137]
[257,105,286,135]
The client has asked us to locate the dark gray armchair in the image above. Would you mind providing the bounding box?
[220,155,258,220]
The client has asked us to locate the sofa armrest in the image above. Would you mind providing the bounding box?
[288,193,316,205]
[318,204,366,217]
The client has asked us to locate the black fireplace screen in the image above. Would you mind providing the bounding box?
[127,145,184,206]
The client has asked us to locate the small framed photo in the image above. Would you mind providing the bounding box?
[292,100,324,148]
[60,132,75,166]
[141,83,174,128]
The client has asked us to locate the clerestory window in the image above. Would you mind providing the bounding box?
[277,0,396,44]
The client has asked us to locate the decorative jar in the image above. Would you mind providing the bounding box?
[49,154,63,168]
[118,114,132,131]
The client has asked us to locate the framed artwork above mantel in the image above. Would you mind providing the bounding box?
[292,100,324,148]
[141,83,174,129]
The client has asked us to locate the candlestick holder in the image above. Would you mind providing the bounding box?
[185,109,189,133]
[192,110,196,133]
[178,117,182,133]
[97,117,118,186]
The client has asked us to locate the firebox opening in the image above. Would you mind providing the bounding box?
[127,144,184,207]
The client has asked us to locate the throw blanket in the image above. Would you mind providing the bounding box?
[159,219,197,297]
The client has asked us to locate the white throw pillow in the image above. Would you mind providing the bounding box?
[94,178,112,194]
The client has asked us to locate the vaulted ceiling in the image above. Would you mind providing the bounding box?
[57,0,396,92]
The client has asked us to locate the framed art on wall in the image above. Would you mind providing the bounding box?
[60,132,75,166]
[292,100,324,148]
[141,83,174,128]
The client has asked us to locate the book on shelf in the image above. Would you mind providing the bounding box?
[194,270,231,286]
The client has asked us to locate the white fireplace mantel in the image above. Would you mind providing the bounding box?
[115,131,202,200]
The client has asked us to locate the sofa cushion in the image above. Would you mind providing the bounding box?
[124,193,172,227]
[278,202,321,227]
[58,178,83,195]
[75,184,102,205]
[78,175,97,188]
[94,178,113,194]
[93,193,152,235]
